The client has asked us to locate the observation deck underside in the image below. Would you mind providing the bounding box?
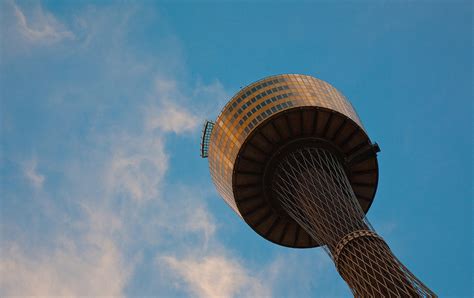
[233,106,380,248]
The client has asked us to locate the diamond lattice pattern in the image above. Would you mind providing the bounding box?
[272,147,435,297]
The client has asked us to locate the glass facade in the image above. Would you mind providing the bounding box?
[208,74,365,215]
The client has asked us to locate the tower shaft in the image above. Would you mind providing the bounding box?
[272,147,435,297]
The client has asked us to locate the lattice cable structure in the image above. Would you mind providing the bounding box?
[200,74,435,296]
[272,147,434,297]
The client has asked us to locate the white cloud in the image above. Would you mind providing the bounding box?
[12,2,74,44]
[23,159,45,189]
[145,77,229,134]
[147,101,199,134]
[0,211,130,297]
[1,97,205,296]
[1,132,164,296]
[146,78,200,134]
[183,205,216,246]
[157,186,218,248]
[1,2,346,297]
[161,255,269,298]
[152,185,272,298]
[105,134,168,202]
[2,2,204,296]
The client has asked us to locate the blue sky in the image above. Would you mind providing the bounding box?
[0,0,471,297]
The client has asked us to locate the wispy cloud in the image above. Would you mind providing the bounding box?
[22,158,45,189]
[145,78,200,134]
[0,198,131,297]
[12,1,74,44]
[147,101,199,134]
[0,3,232,294]
[1,120,172,297]
[182,205,216,247]
[105,134,168,202]
[161,255,270,298]
[145,77,229,134]
[0,2,345,297]
[154,187,270,297]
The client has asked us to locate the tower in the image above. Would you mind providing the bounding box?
[200,74,435,296]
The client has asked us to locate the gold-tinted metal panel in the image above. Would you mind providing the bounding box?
[208,74,364,215]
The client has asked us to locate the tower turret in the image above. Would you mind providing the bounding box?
[201,74,435,296]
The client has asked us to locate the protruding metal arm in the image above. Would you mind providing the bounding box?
[200,120,215,158]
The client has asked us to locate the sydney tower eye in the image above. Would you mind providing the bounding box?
[200,74,435,297]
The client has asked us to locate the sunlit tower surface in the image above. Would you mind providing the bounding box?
[200,74,435,296]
